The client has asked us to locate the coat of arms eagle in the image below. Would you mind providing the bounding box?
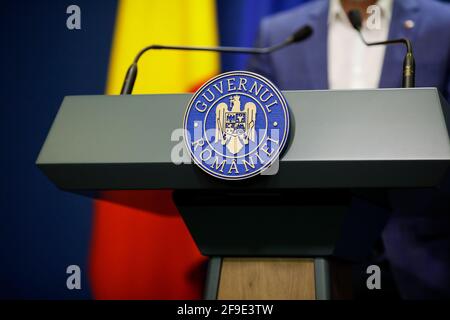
[215,95,257,154]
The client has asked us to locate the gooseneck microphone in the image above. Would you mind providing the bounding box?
[120,25,313,94]
[348,10,415,88]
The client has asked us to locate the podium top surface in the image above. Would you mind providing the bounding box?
[37,88,450,190]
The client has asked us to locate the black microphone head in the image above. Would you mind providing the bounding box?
[290,25,313,43]
[348,10,362,31]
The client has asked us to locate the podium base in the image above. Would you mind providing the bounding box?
[204,257,330,300]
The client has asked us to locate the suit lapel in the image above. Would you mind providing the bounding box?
[304,0,330,90]
[379,0,420,88]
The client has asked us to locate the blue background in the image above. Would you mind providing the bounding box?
[0,0,117,299]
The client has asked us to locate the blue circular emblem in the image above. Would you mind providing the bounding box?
[183,71,290,180]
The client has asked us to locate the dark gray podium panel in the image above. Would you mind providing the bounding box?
[37,88,450,190]
[173,189,353,257]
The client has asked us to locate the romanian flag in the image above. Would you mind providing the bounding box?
[89,0,219,299]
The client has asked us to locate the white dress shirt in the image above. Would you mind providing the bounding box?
[328,0,393,90]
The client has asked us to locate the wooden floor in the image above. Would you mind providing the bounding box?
[217,258,316,300]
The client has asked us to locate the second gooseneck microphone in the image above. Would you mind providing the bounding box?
[348,10,415,88]
[121,25,313,95]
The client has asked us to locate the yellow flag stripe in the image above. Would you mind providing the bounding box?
[106,0,219,95]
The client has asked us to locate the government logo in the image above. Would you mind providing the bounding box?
[183,71,290,180]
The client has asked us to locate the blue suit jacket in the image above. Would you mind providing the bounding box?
[248,0,450,299]
[248,0,450,99]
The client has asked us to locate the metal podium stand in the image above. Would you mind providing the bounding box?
[37,88,450,299]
